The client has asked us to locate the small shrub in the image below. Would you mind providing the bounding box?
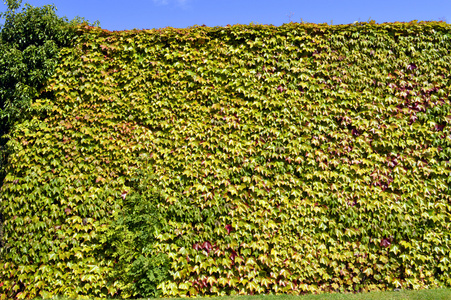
[104,161,170,298]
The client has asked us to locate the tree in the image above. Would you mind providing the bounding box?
[0,0,84,130]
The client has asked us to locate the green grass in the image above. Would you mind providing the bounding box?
[35,288,451,300]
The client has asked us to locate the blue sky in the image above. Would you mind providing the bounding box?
[0,0,450,31]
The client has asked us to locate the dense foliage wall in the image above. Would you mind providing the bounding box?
[1,21,451,299]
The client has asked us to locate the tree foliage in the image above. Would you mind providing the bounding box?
[0,0,71,129]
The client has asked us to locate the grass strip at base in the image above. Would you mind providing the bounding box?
[35,288,451,300]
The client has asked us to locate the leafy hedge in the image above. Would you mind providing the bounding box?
[1,21,451,299]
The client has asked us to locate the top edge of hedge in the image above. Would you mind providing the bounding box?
[75,20,451,37]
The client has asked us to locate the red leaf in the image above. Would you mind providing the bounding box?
[407,63,417,70]
[202,241,212,254]
[435,124,445,131]
[380,238,391,248]
[193,243,200,251]
[230,250,238,261]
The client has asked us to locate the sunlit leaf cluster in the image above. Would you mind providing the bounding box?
[1,21,451,299]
